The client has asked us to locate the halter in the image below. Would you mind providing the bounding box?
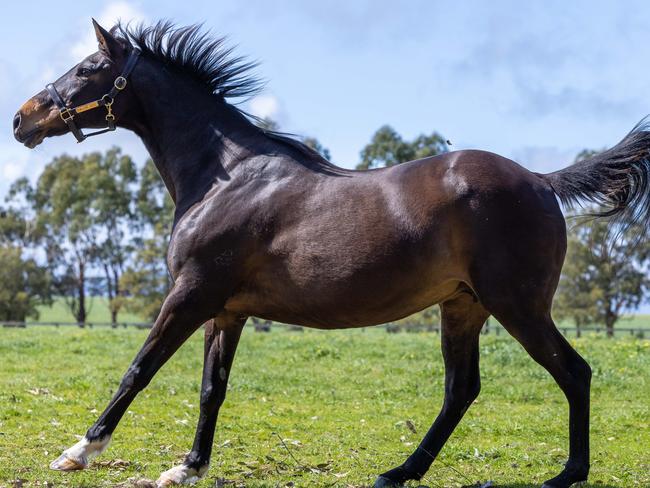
[45,47,141,143]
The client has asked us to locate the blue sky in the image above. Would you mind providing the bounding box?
[2,0,650,197]
[3,1,650,315]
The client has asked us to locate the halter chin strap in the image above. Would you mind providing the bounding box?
[45,47,141,143]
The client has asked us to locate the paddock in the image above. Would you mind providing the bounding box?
[1,327,647,487]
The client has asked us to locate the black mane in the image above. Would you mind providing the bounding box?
[115,20,262,99]
[115,21,343,173]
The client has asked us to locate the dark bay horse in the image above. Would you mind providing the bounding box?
[13,20,650,488]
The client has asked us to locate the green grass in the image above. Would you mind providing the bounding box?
[34,297,145,324]
[554,314,650,330]
[0,328,648,488]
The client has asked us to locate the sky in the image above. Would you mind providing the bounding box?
[3,0,650,198]
[2,1,650,314]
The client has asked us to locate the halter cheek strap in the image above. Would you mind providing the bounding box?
[45,47,140,143]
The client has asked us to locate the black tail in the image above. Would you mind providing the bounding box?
[542,118,650,230]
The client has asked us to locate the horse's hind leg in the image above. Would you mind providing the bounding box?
[494,310,591,488]
[157,313,245,486]
[374,290,489,487]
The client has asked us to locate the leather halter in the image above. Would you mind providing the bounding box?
[45,47,140,143]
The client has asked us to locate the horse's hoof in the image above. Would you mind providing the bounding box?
[50,453,86,471]
[373,476,404,488]
[156,464,207,487]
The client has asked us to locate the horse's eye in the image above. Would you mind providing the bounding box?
[77,66,94,78]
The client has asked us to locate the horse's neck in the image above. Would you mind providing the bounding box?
[127,66,329,218]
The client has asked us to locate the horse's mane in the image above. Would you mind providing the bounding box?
[114,21,343,173]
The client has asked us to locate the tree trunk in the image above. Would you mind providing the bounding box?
[605,310,616,338]
[112,266,120,325]
[77,261,86,326]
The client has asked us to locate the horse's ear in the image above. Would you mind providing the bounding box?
[92,18,122,57]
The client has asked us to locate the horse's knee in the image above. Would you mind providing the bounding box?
[119,364,150,392]
[565,355,591,400]
[574,356,592,385]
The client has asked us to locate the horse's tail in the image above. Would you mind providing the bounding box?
[541,118,650,231]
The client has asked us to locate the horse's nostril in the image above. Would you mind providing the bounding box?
[13,113,21,133]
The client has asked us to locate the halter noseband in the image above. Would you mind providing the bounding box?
[45,47,141,143]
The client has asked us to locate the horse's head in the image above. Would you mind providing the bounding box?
[14,19,138,148]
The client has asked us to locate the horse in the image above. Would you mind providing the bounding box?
[13,20,650,488]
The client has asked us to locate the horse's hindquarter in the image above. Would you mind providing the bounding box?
[227,155,477,328]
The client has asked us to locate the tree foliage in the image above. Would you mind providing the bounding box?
[357,125,448,169]
[119,159,174,321]
[8,148,136,323]
[553,150,650,335]
[303,136,331,160]
[0,208,51,322]
[554,215,650,335]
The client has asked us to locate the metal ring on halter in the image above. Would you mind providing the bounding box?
[101,94,114,106]
[114,76,127,90]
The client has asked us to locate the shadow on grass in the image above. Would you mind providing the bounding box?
[405,483,619,488]
[487,485,618,488]
[437,484,620,488]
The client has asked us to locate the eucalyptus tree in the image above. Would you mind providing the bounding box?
[357,125,448,169]
[0,207,51,322]
[9,148,136,324]
[120,159,174,321]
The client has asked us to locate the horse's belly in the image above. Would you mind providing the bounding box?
[225,252,465,329]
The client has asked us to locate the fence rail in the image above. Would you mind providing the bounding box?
[0,321,153,329]
[1,320,648,338]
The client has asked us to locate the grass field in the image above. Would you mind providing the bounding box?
[33,297,145,324]
[0,328,648,488]
[31,297,650,332]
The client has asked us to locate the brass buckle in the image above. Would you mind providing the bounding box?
[105,99,114,122]
[114,76,127,90]
[60,108,74,122]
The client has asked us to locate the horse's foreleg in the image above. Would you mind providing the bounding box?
[50,278,216,472]
[374,292,488,487]
[157,313,245,487]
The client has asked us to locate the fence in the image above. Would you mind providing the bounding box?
[1,319,648,338]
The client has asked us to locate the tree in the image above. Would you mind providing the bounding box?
[553,150,650,336]
[0,247,52,322]
[88,148,137,323]
[554,215,650,336]
[257,117,332,161]
[303,136,331,160]
[357,125,448,170]
[0,208,51,322]
[390,306,441,332]
[257,117,280,131]
[120,159,174,321]
[8,149,136,324]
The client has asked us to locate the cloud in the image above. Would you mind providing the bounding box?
[0,142,31,184]
[445,3,647,122]
[69,1,147,62]
[2,161,25,180]
[248,94,281,120]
